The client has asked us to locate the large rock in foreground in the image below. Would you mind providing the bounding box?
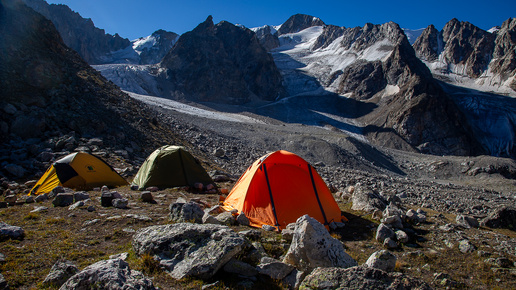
[283,215,357,271]
[300,266,431,290]
[132,223,245,280]
[60,258,155,290]
[481,207,516,230]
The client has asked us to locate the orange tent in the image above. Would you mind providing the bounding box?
[222,150,346,230]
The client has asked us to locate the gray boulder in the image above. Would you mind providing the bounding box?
[395,230,409,244]
[459,239,476,253]
[223,259,258,277]
[216,211,236,226]
[112,198,129,209]
[383,237,398,249]
[52,193,74,207]
[43,259,79,288]
[481,207,516,230]
[456,215,479,228]
[170,201,204,223]
[132,223,245,280]
[257,257,295,280]
[202,212,222,225]
[73,192,90,202]
[351,185,387,212]
[100,192,114,207]
[300,266,432,289]
[283,215,357,271]
[140,191,153,203]
[236,212,250,226]
[60,258,155,289]
[364,250,397,272]
[376,223,395,243]
[0,222,24,240]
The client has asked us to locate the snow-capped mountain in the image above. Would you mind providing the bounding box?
[403,28,425,44]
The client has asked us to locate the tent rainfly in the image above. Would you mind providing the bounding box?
[30,152,128,195]
[131,145,213,190]
[222,150,346,230]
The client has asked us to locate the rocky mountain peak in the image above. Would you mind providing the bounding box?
[276,13,325,35]
[159,18,285,104]
[22,0,131,65]
[413,24,441,61]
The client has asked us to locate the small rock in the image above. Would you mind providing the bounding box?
[146,186,159,192]
[459,239,476,253]
[4,195,17,204]
[68,201,85,211]
[0,222,24,240]
[281,228,295,242]
[238,229,261,240]
[112,198,129,209]
[140,191,153,203]
[383,237,398,249]
[395,230,409,244]
[364,250,397,272]
[31,206,48,213]
[376,223,395,243]
[262,225,276,231]
[35,193,48,202]
[100,191,114,207]
[74,191,90,202]
[223,259,258,277]
[202,212,222,225]
[216,211,236,226]
[236,212,250,226]
[42,259,79,287]
[25,195,34,203]
[52,193,74,207]
[257,257,294,280]
[193,183,204,191]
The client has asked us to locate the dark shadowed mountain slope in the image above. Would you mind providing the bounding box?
[0,0,182,179]
[158,16,286,105]
[22,0,131,64]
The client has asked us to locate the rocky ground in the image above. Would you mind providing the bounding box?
[1,96,516,289]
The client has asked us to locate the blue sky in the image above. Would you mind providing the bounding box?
[47,0,515,40]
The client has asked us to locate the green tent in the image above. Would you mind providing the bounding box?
[132,145,214,190]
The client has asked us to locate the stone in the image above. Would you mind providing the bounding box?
[382,215,403,229]
[351,185,387,212]
[101,191,114,207]
[281,228,295,242]
[112,198,129,209]
[257,257,295,280]
[238,229,261,240]
[132,223,246,280]
[73,191,90,202]
[48,186,65,199]
[456,214,479,228]
[202,212,222,225]
[31,206,48,213]
[376,223,395,243]
[223,259,258,277]
[4,195,16,204]
[42,259,79,287]
[35,193,48,202]
[283,215,357,271]
[481,207,516,230]
[364,250,397,272]
[459,239,476,253]
[213,148,225,158]
[236,212,250,226]
[146,186,159,192]
[301,266,431,289]
[215,211,236,226]
[170,201,204,223]
[25,195,34,203]
[194,182,204,191]
[3,103,17,114]
[0,222,24,240]
[383,237,398,249]
[395,230,409,244]
[52,193,74,207]
[140,191,153,203]
[5,164,26,178]
[262,225,276,231]
[405,209,422,224]
[68,201,85,211]
[0,272,7,289]
[282,268,306,290]
[60,258,155,289]
[109,252,129,261]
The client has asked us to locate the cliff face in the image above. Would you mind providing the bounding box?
[23,0,131,64]
[159,16,285,105]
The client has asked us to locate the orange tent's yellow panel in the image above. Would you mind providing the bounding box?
[222,150,346,230]
[30,152,128,195]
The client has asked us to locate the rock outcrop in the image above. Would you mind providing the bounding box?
[132,223,245,279]
[283,215,357,271]
[60,258,155,289]
[276,14,325,36]
[300,266,432,289]
[135,29,179,65]
[159,16,285,105]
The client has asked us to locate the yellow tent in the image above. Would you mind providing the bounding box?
[30,152,128,195]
